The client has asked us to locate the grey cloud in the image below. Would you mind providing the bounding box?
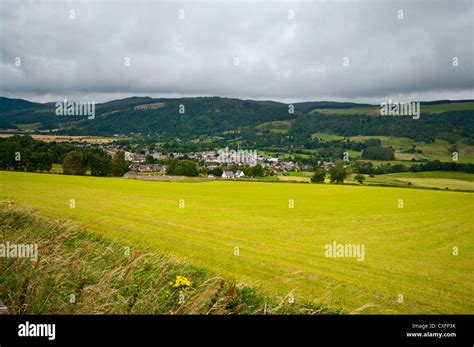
[1,0,473,103]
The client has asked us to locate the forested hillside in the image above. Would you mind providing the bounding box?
[1,96,473,143]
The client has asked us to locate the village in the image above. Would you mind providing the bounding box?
[108,147,315,178]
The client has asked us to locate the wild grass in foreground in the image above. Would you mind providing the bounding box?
[0,210,338,315]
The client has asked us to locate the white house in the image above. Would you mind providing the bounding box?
[222,171,235,179]
[124,151,134,161]
[124,151,146,163]
[235,170,245,178]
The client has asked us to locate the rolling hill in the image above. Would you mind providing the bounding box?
[0,96,473,142]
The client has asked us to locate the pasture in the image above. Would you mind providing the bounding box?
[0,171,472,313]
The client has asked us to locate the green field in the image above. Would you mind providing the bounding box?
[14,122,43,131]
[311,132,345,141]
[361,171,474,191]
[309,102,474,115]
[51,163,63,173]
[350,135,417,149]
[362,171,474,191]
[383,171,474,181]
[310,133,474,163]
[1,171,473,314]
[255,120,293,132]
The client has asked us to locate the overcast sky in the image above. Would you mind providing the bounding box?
[1,0,473,103]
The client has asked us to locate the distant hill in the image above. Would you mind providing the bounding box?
[74,97,293,137]
[0,96,49,113]
[0,96,472,140]
[95,96,157,112]
[294,101,374,112]
[419,99,474,105]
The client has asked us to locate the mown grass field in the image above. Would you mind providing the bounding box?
[1,210,320,314]
[308,133,474,163]
[383,171,474,181]
[362,171,474,191]
[1,171,473,314]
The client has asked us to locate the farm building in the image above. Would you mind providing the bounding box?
[222,171,234,179]
[235,170,245,178]
[129,164,167,172]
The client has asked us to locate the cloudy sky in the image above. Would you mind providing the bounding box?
[1,0,473,103]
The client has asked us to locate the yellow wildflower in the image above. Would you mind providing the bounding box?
[171,275,191,288]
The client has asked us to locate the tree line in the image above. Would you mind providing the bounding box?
[0,135,129,176]
[61,149,129,176]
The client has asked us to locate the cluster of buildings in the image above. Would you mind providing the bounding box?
[119,148,301,174]
[129,163,167,173]
[219,170,246,179]
[121,150,171,163]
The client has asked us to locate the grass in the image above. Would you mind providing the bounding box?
[278,171,313,183]
[308,133,466,163]
[311,132,345,141]
[417,139,474,163]
[393,178,474,191]
[287,171,314,177]
[382,171,474,181]
[309,102,474,115]
[0,209,326,314]
[361,171,474,191]
[1,171,473,314]
[350,136,474,162]
[306,132,474,163]
[255,120,293,132]
[356,159,421,167]
[51,163,63,174]
[13,122,43,131]
[277,175,310,183]
[350,135,417,149]
[269,129,289,134]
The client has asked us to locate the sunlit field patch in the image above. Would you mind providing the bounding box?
[1,171,472,314]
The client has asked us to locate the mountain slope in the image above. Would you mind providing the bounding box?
[0,96,473,141]
[72,97,295,136]
[0,96,49,113]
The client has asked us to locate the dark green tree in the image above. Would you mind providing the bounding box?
[311,167,326,183]
[145,154,156,164]
[88,153,112,176]
[210,167,223,177]
[111,150,129,176]
[245,164,264,177]
[362,146,395,161]
[29,152,53,172]
[354,174,365,184]
[329,161,348,183]
[62,150,87,175]
[166,159,199,177]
